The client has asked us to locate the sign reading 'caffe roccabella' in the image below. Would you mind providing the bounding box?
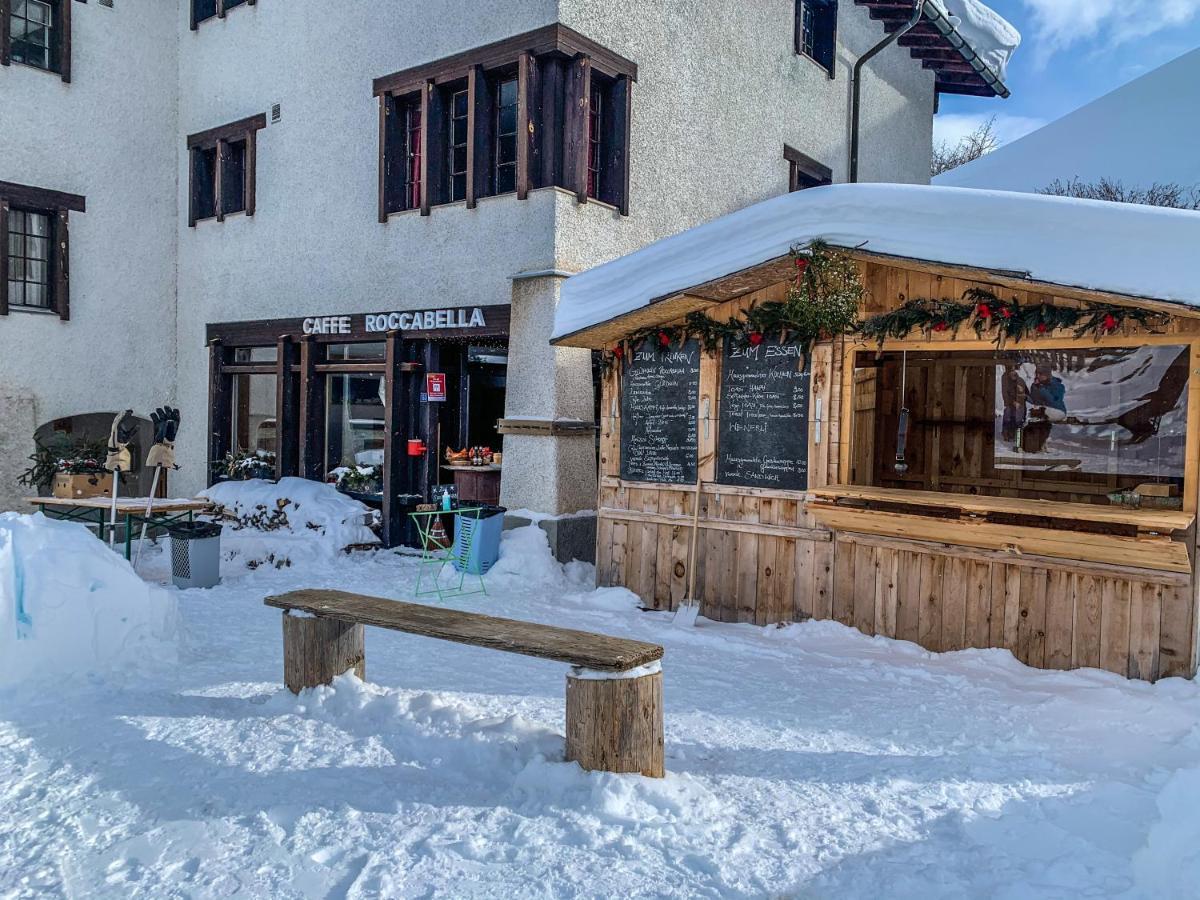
[301,307,490,335]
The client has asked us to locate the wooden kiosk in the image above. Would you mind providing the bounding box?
[553,186,1200,681]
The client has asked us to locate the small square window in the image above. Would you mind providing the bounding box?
[796,0,837,76]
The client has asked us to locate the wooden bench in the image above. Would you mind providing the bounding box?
[265,589,666,778]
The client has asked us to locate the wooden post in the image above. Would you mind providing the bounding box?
[565,665,664,777]
[281,612,366,693]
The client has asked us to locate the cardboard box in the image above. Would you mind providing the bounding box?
[53,472,113,500]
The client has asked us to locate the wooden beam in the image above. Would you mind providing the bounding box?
[419,79,434,215]
[381,330,409,548]
[0,200,8,316]
[0,180,87,213]
[465,66,480,209]
[297,336,326,479]
[186,112,267,150]
[245,127,258,216]
[275,337,300,477]
[59,0,71,83]
[207,341,232,486]
[516,51,534,201]
[563,54,592,204]
[54,210,69,321]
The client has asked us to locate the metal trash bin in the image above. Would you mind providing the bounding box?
[452,505,506,575]
[168,521,223,589]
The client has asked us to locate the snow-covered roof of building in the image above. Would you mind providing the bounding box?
[853,0,1019,98]
[552,183,1200,344]
[927,0,1020,83]
[936,48,1200,193]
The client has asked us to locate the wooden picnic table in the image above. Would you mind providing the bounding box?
[26,496,213,560]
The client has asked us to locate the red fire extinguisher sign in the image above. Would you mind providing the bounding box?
[425,372,447,402]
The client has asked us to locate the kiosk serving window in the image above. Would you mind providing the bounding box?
[848,344,1190,505]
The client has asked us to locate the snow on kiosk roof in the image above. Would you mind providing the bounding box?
[552,184,1200,347]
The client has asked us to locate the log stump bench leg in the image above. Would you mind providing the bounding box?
[565,663,664,778]
[282,612,366,693]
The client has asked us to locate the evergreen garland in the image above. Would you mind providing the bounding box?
[600,248,1172,377]
[859,288,1170,348]
[601,241,864,373]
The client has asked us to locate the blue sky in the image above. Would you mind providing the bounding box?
[934,0,1200,147]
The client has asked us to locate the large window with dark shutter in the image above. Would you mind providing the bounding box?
[796,0,837,76]
[375,25,637,221]
[187,113,266,226]
[0,180,84,322]
[1,0,72,82]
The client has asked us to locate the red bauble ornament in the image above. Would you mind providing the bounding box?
[999,307,1012,319]
[613,345,624,360]
[748,332,764,346]
[795,257,809,272]
[976,304,992,319]
[1102,313,1118,331]
[1036,322,1048,334]
[658,331,671,348]
[933,321,948,333]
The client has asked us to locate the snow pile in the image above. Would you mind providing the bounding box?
[0,513,177,685]
[1132,727,1200,892]
[199,477,379,557]
[485,524,596,595]
[928,0,1020,82]
[937,48,1200,193]
[552,184,1200,341]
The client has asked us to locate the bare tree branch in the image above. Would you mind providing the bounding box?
[1040,177,1200,210]
[931,116,1000,178]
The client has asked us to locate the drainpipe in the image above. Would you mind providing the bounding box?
[849,0,926,183]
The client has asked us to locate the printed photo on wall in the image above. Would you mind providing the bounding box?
[993,345,1190,478]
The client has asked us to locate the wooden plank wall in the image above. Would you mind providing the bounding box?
[596,259,1200,681]
[834,533,1192,680]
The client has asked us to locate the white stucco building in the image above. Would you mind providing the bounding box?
[0,0,1011,552]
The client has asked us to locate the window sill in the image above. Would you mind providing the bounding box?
[7,60,65,78]
[6,305,61,317]
[795,51,836,80]
[806,485,1193,574]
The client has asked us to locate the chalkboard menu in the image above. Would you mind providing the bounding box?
[717,335,810,490]
[620,339,701,484]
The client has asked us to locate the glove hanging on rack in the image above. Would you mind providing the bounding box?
[105,410,138,473]
[146,406,181,470]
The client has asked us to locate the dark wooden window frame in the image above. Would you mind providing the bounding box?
[190,0,255,31]
[375,24,636,221]
[784,144,833,192]
[0,0,81,83]
[187,113,266,227]
[0,179,84,322]
[795,0,838,78]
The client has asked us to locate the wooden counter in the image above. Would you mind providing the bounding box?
[807,485,1193,574]
[442,466,501,506]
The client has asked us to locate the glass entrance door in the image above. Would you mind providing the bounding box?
[325,372,386,475]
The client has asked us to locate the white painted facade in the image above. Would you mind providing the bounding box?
[2,0,958,515]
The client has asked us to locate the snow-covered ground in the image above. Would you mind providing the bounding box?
[3,517,1200,898]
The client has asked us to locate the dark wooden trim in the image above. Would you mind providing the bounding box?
[419,81,432,216]
[377,95,389,222]
[60,0,71,83]
[465,65,479,209]
[0,200,8,316]
[382,331,408,547]
[215,139,227,222]
[186,112,267,150]
[469,64,493,206]
[0,180,86,213]
[604,74,632,215]
[207,341,232,486]
[297,336,326,480]
[538,56,564,189]
[206,305,512,347]
[562,54,591,204]
[54,210,69,321]
[216,0,225,18]
[275,337,300,477]
[419,340,440,498]
[0,0,10,67]
[245,128,258,216]
[516,51,533,200]
[372,23,637,97]
[784,143,833,190]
